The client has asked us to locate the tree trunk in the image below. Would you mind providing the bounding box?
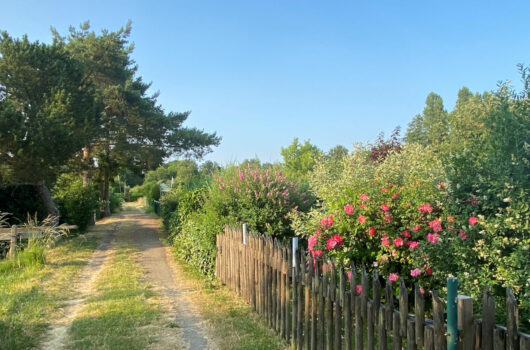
[35,183,60,225]
[103,176,111,217]
[82,144,93,186]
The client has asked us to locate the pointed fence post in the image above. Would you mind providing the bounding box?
[8,225,17,259]
[447,277,458,350]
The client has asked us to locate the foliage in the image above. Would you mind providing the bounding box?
[0,186,47,224]
[210,165,315,238]
[281,138,322,181]
[53,174,99,231]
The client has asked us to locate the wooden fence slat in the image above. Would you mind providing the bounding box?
[367,301,375,350]
[318,258,325,350]
[458,295,474,350]
[326,259,335,350]
[494,327,506,350]
[483,285,496,350]
[425,324,435,350]
[399,278,408,337]
[344,292,352,350]
[373,271,381,326]
[298,248,305,350]
[335,264,344,350]
[362,268,368,320]
[393,311,402,350]
[378,307,387,350]
[306,254,313,350]
[506,288,519,350]
[415,284,425,346]
[432,290,445,350]
[407,318,416,350]
[385,279,393,330]
[354,294,362,350]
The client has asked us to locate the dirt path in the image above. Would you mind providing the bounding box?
[40,205,215,349]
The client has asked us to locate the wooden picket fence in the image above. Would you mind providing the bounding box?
[216,226,530,350]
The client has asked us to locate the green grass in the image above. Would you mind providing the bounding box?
[172,254,289,350]
[67,245,162,350]
[0,236,98,350]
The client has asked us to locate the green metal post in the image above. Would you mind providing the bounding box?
[447,277,458,350]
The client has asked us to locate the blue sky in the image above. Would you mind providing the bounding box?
[2,1,529,165]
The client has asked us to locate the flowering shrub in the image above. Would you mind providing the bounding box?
[210,165,315,238]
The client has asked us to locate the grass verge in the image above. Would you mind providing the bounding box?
[172,254,289,350]
[0,236,98,350]
[67,245,162,350]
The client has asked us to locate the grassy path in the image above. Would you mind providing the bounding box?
[1,205,288,350]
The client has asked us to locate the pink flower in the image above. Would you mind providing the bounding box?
[383,213,392,224]
[406,241,419,250]
[381,235,390,247]
[358,215,366,224]
[459,230,467,241]
[312,249,322,258]
[344,204,354,215]
[401,230,411,238]
[320,215,334,228]
[426,267,432,275]
[419,287,425,294]
[367,226,376,236]
[427,233,439,244]
[381,203,390,212]
[447,216,454,223]
[418,203,433,213]
[358,203,367,210]
[388,273,399,283]
[410,268,421,277]
[347,270,353,282]
[391,249,398,258]
[468,216,478,226]
[326,235,343,250]
[412,225,421,232]
[308,233,319,251]
[355,284,362,295]
[381,188,388,193]
[219,184,225,190]
[360,193,370,202]
[393,237,403,247]
[392,192,399,199]
[406,202,411,209]
[428,219,443,232]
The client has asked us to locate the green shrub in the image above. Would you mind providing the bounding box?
[109,189,123,213]
[53,175,99,231]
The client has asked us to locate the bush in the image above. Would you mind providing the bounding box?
[53,175,99,231]
[109,189,123,213]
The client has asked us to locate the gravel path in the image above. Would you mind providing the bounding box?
[39,205,215,349]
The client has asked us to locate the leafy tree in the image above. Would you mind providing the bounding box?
[0,32,96,219]
[405,92,448,146]
[54,22,220,216]
[281,138,322,181]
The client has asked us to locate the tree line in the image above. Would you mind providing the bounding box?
[0,21,220,219]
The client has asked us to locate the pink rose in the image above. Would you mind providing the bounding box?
[427,233,439,244]
[308,233,319,251]
[428,219,443,232]
[367,226,376,236]
[381,235,390,247]
[344,204,354,215]
[418,203,433,213]
[393,237,403,247]
[412,225,421,232]
[401,230,411,238]
[459,230,467,240]
[381,203,390,212]
[407,241,419,250]
[360,193,370,202]
[388,273,399,283]
[392,192,399,199]
[468,216,478,226]
[358,215,366,224]
[355,284,362,295]
[326,235,343,250]
[410,268,421,277]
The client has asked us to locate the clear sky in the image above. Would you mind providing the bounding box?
[1,1,529,165]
